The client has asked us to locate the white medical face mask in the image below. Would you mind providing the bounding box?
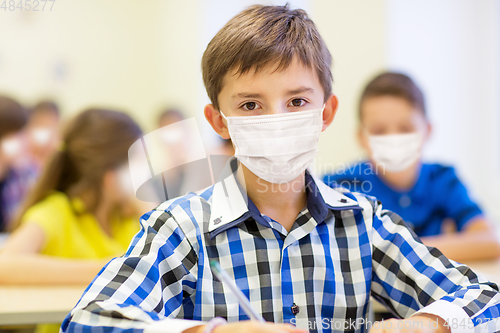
[221,107,324,184]
[31,128,52,146]
[1,137,22,158]
[160,128,184,144]
[368,132,423,172]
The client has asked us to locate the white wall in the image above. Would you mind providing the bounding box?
[311,0,387,176]
[386,0,500,221]
[0,0,201,132]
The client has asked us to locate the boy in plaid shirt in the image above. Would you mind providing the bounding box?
[63,5,500,333]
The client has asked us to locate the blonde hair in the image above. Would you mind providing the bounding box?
[202,4,333,110]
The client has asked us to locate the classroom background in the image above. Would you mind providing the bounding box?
[0,0,499,223]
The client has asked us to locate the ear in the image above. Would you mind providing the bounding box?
[321,94,339,131]
[357,126,370,152]
[204,104,230,139]
[424,121,432,141]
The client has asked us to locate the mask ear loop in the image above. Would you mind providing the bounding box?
[317,104,326,131]
[219,110,231,135]
[219,110,234,148]
[219,110,228,120]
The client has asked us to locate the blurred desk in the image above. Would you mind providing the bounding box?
[0,285,86,326]
[1,260,499,325]
[462,259,500,284]
[372,259,500,313]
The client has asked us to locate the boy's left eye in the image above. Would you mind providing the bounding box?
[289,99,307,107]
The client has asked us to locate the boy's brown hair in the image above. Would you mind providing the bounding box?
[202,4,333,110]
[359,72,426,120]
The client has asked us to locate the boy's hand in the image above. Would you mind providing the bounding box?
[369,315,451,333]
[186,321,308,333]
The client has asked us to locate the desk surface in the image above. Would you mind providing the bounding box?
[0,260,499,326]
[0,285,86,326]
[462,259,500,284]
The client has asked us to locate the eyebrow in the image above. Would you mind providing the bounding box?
[232,93,263,99]
[231,87,315,100]
[287,87,315,95]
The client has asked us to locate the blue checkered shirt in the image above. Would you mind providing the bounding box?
[62,165,500,333]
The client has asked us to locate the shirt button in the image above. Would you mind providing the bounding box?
[291,303,299,315]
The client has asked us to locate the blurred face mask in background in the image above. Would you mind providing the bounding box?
[368,132,423,172]
[221,107,324,184]
[31,128,53,146]
[160,128,184,144]
[1,137,23,159]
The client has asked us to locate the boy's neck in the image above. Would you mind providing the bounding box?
[236,164,307,232]
[375,161,422,191]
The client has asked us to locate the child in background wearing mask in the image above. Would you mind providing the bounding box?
[323,72,500,263]
[0,108,143,277]
[26,100,62,172]
[0,95,37,232]
[0,109,145,333]
[62,6,500,333]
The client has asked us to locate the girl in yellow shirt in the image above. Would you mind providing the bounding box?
[0,108,144,285]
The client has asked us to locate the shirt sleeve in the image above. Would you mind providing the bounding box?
[438,166,483,230]
[369,198,500,333]
[61,208,202,333]
[21,198,63,250]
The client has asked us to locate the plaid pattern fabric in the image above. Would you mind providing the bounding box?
[62,161,500,333]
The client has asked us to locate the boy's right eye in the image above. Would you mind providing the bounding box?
[242,102,258,110]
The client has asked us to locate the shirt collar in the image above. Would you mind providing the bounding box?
[208,158,362,238]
